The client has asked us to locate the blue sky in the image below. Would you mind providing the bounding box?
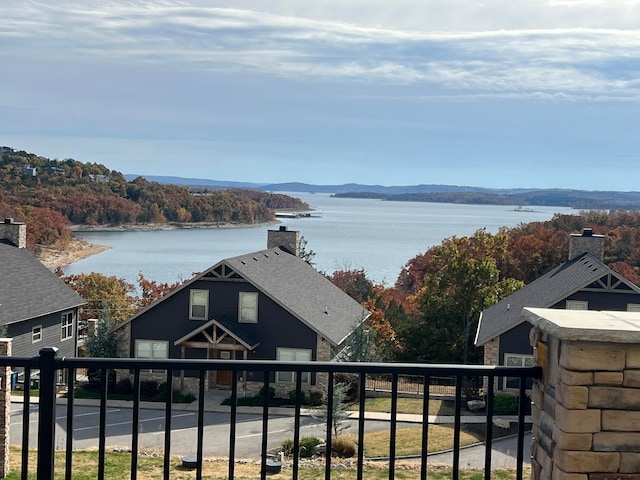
[2,0,640,190]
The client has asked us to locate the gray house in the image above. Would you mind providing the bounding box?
[475,228,640,389]
[114,227,370,396]
[0,218,85,383]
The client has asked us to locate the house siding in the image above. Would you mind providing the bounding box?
[7,309,77,360]
[128,279,318,382]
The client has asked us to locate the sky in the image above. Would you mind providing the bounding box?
[2,0,640,190]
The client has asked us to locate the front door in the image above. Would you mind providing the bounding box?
[216,350,232,385]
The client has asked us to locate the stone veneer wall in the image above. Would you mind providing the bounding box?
[526,308,640,480]
[0,339,11,478]
[483,338,499,392]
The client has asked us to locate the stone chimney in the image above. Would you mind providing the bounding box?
[568,228,604,261]
[0,218,26,248]
[267,226,300,256]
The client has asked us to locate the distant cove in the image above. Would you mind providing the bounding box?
[64,193,576,285]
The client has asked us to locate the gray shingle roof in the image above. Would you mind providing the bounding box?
[118,247,370,347]
[474,252,640,346]
[0,243,85,325]
[221,248,370,346]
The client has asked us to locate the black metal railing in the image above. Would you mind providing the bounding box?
[0,347,541,480]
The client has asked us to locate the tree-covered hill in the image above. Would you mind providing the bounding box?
[0,148,308,249]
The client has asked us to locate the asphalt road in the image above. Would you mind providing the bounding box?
[10,403,398,458]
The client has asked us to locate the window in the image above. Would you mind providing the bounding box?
[135,340,169,373]
[239,292,258,323]
[566,300,588,310]
[189,289,209,320]
[628,304,640,312]
[503,353,534,390]
[32,325,42,343]
[276,348,312,383]
[61,311,74,340]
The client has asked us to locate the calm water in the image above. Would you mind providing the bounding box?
[64,193,575,286]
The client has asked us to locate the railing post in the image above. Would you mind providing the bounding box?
[37,347,59,480]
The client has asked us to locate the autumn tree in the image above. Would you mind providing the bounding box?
[61,272,137,325]
[397,229,523,364]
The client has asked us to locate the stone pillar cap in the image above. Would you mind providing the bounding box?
[522,307,640,343]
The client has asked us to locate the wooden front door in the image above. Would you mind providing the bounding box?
[216,350,232,385]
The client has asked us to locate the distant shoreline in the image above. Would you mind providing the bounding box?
[69,219,280,232]
[40,220,282,269]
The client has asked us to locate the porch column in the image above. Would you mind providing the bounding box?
[523,307,640,480]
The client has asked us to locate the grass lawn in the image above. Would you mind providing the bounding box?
[349,397,484,417]
[4,448,529,480]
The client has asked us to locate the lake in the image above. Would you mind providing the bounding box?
[64,193,575,286]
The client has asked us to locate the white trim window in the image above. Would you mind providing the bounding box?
[61,311,74,341]
[628,304,640,312]
[189,289,209,320]
[503,353,534,390]
[276,348,312,383]
[566,300,588,310]
[239,292,258,323]
[32,325,42,343]
[135,340,169,373]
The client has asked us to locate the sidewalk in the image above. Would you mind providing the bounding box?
[12,389,531,424]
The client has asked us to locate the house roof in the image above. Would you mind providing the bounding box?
[0,243,85,325]
[119,247,370,347]
[474,252,640,346]
[220,248,369,346]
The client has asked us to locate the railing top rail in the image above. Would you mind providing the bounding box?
[0,352,542,378]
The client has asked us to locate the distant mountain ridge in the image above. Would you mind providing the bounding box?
[124,174,535,195]
[125,174,640,210]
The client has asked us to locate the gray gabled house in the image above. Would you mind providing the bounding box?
[0,218,85,382]
[475,228,640,390]
[114,227,370,396]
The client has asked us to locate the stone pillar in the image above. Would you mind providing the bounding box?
[522,307,640,480]
[0,339,12,478]
[315,335,331,389]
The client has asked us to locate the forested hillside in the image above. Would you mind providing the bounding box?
[0,148,307,249]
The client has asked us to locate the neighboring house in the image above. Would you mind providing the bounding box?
[114,226,370,396]
[0,218,85,384]
[475,228,640,390]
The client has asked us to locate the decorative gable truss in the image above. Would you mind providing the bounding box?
[202,263,244,281]
[584,273,636,292]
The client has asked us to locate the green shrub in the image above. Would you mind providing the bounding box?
[280,436,322,458]
[299,436,322,458]
[288,389,306,404]
[493,393,518,414]
[332,436,356,458]
[281,439,294,456]
[113,378,133,395]
[258,386,275,401]
[172,389,196,403]
[140,380,159,399]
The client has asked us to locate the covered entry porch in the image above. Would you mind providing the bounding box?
[174,317,260,389]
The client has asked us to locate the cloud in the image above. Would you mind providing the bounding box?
[3,0,640,101]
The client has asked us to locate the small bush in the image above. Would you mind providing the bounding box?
[332,436,356,458]
[257,386,275,401]
[172,389,196,403]
[113,378,133,395]
[140,380,159,399]
[309,389,323,406]
[281,439,294,456]
[288,389,306,404]
[299,436,322,458]
[493,393,518,414]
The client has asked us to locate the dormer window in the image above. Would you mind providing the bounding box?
[239,292,258,323]
[190,289,209,320]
